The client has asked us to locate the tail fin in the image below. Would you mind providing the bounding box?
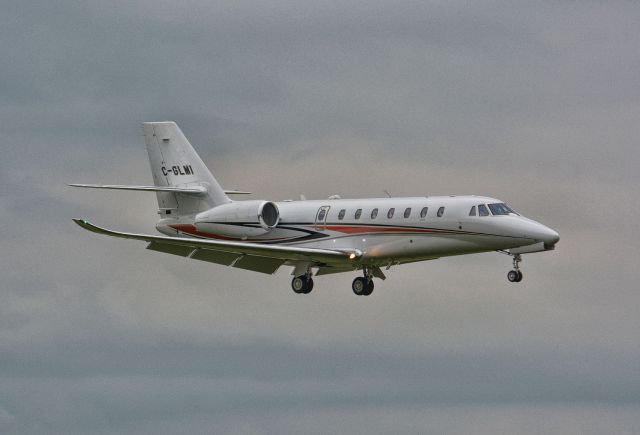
[143,122,230,215]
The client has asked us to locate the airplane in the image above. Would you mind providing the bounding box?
[71,121,559,296]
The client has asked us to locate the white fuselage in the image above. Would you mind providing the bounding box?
[156,195,559,268]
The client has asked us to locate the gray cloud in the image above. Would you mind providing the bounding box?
[1,0,639,433]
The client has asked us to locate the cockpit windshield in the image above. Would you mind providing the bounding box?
[488,203,518,216]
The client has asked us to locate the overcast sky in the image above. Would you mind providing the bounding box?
[1,1,639,434]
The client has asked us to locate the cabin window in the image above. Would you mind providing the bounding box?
[317,209,326,221]
[338,209,346,220]
[469,206,476,216]
[404,207,411,218]
[420,207,428,218]
[437,206,445,217]
[478,204,490,216]
[354,209,362,219]
[371,208,378,219]
[387,208,395,219]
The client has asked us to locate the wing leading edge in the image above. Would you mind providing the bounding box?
[72,219,361,274]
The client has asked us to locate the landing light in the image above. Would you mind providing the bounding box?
[349,253,357,260]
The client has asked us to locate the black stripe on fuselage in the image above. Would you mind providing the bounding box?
[195,222,330,244]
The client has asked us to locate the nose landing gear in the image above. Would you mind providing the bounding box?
[507,254,523,282]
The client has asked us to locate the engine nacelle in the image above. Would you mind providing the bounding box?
[194,200,280,238]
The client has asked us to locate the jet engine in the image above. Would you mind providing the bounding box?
[194,200,280,238]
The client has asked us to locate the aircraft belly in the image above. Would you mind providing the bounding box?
[363,235,479,260]
[298,233,523,263]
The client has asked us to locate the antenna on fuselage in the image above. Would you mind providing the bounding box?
[383,190,392,198]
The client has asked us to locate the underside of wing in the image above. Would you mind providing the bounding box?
[73,219,361,274]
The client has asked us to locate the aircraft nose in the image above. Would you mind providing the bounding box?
[521,219,559,247]
[541,226,560,246]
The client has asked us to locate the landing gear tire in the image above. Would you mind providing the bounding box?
[292,276,304,293]
[352,277,367,296]
[506,254,523,283]
[352,277,374,296]
[507,270,523,283]
[292,276,313,294]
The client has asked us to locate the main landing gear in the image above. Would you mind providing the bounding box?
[290,265,382,296]
[507,254,523,283]
[292,274,374,295]
[291,275,314,294]
[352,268,374,296]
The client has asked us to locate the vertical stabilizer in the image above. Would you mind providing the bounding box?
[143,122,230,215]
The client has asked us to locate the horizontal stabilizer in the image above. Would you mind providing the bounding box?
[68,184,207,194]
[223,190,252,195]
[69,184,251,195]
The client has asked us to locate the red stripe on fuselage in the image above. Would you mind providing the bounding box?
[168,224,238,240]
[167,224,298,243]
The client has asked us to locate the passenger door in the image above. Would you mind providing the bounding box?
[314,206,331,231]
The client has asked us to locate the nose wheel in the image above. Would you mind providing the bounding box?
[507,270,523,282]
[507,254,523,282]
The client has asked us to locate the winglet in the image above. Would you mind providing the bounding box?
[73,218,100,233]
[72,219,122,237]
[72,218,88,227]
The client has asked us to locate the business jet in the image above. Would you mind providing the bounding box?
[71,122,559,296]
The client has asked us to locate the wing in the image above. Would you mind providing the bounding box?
[73,219,361,274]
